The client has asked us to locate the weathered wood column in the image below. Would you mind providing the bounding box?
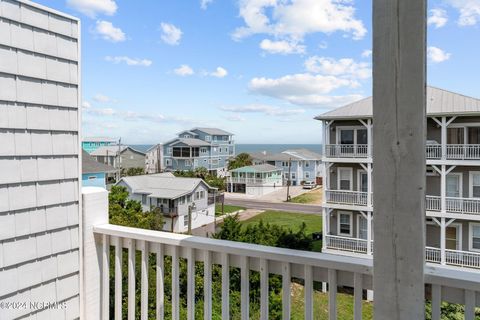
[373,0,426,318]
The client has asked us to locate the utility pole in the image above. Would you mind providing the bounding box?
[117,138,122,181]
[187,202,196,235]
[286,157,292,202]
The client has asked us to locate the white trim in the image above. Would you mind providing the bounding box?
[469,171,480,198]
[337,211,353,237]
[469,222,480,252]
[426,221,462,250]
[337,167,353,191]
[446,172,463,198]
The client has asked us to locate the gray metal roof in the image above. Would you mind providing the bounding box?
[170,138,212,147]
[118,173,212,199]
[82,137,118,143]
[315,86,480,120]
[283,149,322,160]
[250,152,292,162]
[193,127,234,136]
[250,149,322,161]
[82,150,116,174]
[90,145,146,156]
[230,164,283,173]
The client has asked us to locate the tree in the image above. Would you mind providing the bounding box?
[227,152,253,170]
[121,167,144,177]
[173,169,227,191]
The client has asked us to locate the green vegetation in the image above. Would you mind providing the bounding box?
[227,152,253,170]
[174,167,226,191]
[241,210,322,236]
[215,204,245,216]
[121,167,145,177]
[290,188,323,204]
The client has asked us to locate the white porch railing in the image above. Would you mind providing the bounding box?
[227,176,282,185]
[326,190,370,206]
[426,247,480,269]
[426,144,480,160]
[426,195,480,215]
[324,235,372,254]
[325,144,370,158]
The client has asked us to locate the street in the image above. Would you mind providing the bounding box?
[224,198,322,214]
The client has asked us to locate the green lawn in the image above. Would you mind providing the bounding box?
[215,204,245,216]
[290,188,323,204]
[241,210,323,252]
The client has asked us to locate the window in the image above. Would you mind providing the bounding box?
[448,128,465,144]
[358,170,368,192]
[338,168,352,191]
[284,173,289,179]
[468,127,480,144]
[291,173,296,179]
[305,162,310,168]
[142,194,147,205]
[305,172,310,178]
[185,160,191,167]
[338,212,352,236]
[187,195,191,203]
[469,223,480,252]
[201,147,208,153]
[200,190,205,199]
[166,159,172,166]
[469,172,480,198]
[358,216,368,240]
[446,173,462,197]
[88,176,97,180]
[195,191,200,200]
[184,215,190,228]
[446,225,461,250]
[179,196,185,205]
[338,127,368,145]
[167,147,172,154]
[339,129,354,144]
[205,136,211,141]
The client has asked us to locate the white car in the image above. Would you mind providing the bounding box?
[303,181,316,189]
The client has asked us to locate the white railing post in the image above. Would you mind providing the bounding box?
[440,218,446,265]
[82,187,109,320]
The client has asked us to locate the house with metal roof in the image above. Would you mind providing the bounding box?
[250,148,322,186]
[227,164,283,195]
[82,136,118,154]
[82,150,116,189]
[116,173,216,233]
[90,145,146,171]
[316,86,480,270]
[163,127,235,175]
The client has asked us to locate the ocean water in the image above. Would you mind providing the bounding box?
[130,144,322,154]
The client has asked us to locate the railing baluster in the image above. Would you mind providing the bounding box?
[141,241,149,320]
[156,244,165,320]
[187,248,195,320]
[102,234,110,320]
[464,289,476,320]
[260,258,269,320]
[431,284,441,320]
[222,253,230,320]
[304,265,313,320]
[114,236,122,320]
[353,273,362,320]
[128,239,136,320]
[328,269,337,320]
[204,250,212,320]
[282,262,291,320]
[241,256,250,320]
[172,246,180,320]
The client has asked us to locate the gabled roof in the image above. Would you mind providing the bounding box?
[230,164,282,173]
[146,144,162,152]
[315,86,480,120]
[193,127,234,136]
[283,149,322,160]
[90,145,146,156]
[117,173,213,199]
[82,150,116,174]
[250,152,292,162]
[177,130,198,136]
[169,138,211,147]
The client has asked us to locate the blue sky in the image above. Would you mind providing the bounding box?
[36,0,480,144]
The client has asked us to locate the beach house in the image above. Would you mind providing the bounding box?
[90,145,146,171]
[82,137,117,154]
[227,164,283,195]
[163,127,235,175]
[145,143,163,174]
[82,150,115,188]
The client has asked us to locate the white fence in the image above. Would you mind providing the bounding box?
[325,144,369,158]
[426,195,480,215]
[426,247,480,269]
[324,235,372,254]
[326,190,370,206]
[228,176,282,185]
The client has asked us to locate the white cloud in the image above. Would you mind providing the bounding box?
[259,39,306,55]
[361,49,372,58]
[427,46,451,63]
[428,8,448,28]
[160,23,183,45]
[88,107,116,116]
[225,114,246,122]
[304,56,371,79]
[210,67,228,78]
[233,0,367,41]
[201,0,213,9]
[95,20,125,42]
[82,101,91,109]
[174,65,195,76]
[93,94,113,103]
[105,56,152,66]
[446,0,480,26]
[66,0,117,18]
[221,104,305,116]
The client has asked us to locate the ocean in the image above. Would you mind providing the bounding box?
[130,144,322,154]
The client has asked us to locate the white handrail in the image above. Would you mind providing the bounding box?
[325,144,369,158]
[426,246,480,269]
[325,235,371,254]
[326,190,370,206]
[426,195,480,215]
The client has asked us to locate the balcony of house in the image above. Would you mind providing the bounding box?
[426,247,480,269]
[172,146,200,158]
[325,190,371,208]
[324,235,373,255]
[324,144,371,160]
[426,195,480,219]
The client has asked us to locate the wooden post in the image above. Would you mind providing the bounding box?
[373,0,426,318]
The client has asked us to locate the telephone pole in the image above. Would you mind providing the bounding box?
[286,157,292,202]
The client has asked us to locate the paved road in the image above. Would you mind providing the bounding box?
[224,198,322,214]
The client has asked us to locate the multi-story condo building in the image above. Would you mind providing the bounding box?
[163,127,235,176]
[0,1,81,318]
[316,86,480,269]
[145,143,163,174]
[251,149,322,185]
[82,136,117,154]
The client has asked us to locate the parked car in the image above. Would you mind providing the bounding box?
[303,181,316,189]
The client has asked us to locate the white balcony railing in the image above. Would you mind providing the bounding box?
[426,247,480,269]
[426,195,480,215]
[426,144,480,160]
[324,235,372,254]
[325,144,370,158]
[326,190,370,206]
[91,224,480,320]
[228,176,282,185]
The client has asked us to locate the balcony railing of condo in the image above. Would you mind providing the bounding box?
[325,190,371,206]
[426,247,480,269]
[325,144,370,158]
[426,195,480,215]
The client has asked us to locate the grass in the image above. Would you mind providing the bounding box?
[290,187,323,204]
[241,210,323,252]
[215,204,245,216]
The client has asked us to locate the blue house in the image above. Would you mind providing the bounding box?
[82,150,116,189]
[82,137,118,154]
[251,149,322,186]
[163,128,235,176]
